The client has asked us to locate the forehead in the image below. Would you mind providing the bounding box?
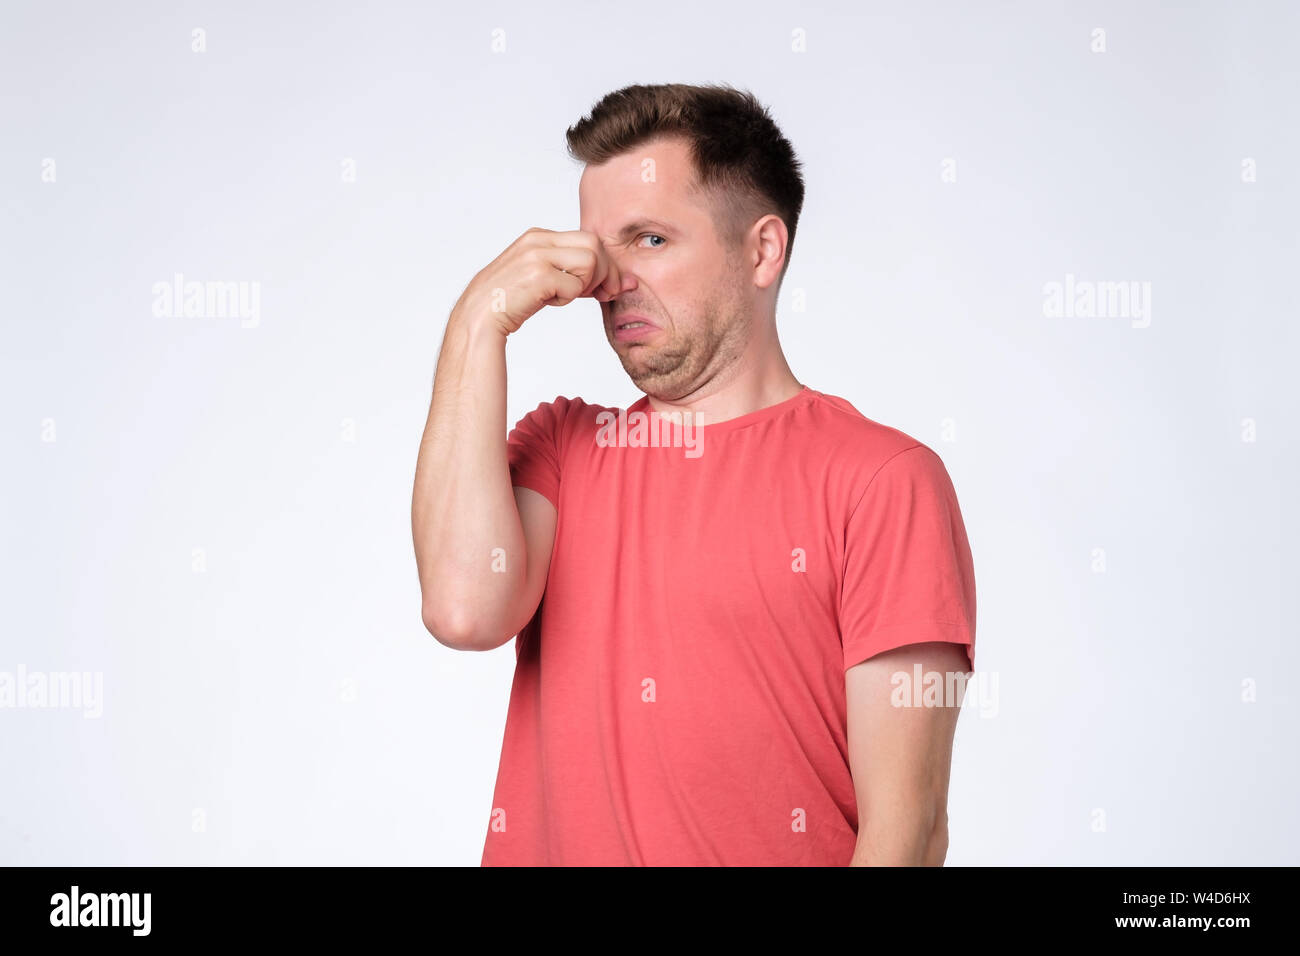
[578,136,702,235]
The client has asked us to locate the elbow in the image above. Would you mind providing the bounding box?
[421,600,508,652]
[421,601,478,650]
[925,810,950,866]
[850,805,950,866]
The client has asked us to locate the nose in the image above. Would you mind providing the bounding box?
[594,243,637,299]
[597,265,637,302]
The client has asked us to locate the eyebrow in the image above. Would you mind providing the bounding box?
[608,218,677,241]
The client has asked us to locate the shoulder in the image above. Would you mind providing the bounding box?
[804,388,939,476]
[514,394,625,422]
[509,394,627,444]
[797,390,968,521]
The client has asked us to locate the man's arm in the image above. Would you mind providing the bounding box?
[412,311,542,650]
[845,640,971,866]
[411,228,623,650]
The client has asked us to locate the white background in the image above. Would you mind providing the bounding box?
[1,0,1296,865]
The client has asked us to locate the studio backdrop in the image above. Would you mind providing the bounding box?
[1,0,1295,865]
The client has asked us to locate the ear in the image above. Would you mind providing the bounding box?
[750,214,789,290]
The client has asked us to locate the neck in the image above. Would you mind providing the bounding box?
[644,321,803,425]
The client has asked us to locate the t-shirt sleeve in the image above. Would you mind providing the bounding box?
[506,397,571,509]
[839,443,977,672]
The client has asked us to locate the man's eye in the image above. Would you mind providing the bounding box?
[638,234,666,248]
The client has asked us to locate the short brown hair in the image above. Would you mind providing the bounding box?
[566,83,806,283]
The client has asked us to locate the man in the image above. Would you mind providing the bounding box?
[412,83,977,866]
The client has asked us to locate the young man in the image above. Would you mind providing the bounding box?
[412,83,977,866]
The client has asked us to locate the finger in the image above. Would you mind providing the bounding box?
[545,246,602,296]
[577,247,611,300]
[593,252,623,301]
[543,229,603,249]
[542,231,614,297]
[539,232,622,301]
[572,242,620,301]
[543,262,589,308]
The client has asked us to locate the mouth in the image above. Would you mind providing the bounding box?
[612,315,659,343]
[614,314,656,330]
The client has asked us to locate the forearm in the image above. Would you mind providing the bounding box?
[412,305,523,648]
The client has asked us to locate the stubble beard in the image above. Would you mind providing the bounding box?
[618,280,750,402]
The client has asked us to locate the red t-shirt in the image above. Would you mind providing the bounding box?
[481,385,976,866]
